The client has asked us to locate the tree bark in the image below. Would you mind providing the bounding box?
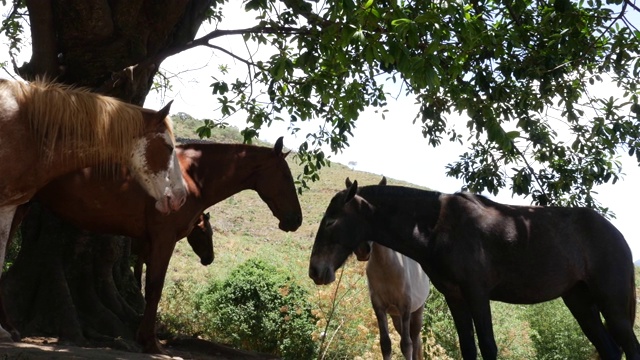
[2,0,213,350]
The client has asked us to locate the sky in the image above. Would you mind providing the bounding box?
[143,5,640,261]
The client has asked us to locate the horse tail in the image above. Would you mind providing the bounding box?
[630,269,637,327]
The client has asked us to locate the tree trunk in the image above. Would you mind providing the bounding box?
[1,0,213,350]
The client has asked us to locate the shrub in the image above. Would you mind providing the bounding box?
[196,258,318,359]
[157,280,209,338]
[423,288,461,359]
[526,299,596,360]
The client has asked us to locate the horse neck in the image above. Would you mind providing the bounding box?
[360,185,442,263]
[44,146,125,180]
[183,143,271,206]
[19,83,145,172]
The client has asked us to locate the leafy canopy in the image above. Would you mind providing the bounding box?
[198,0,640,214]
[4,0,640,213]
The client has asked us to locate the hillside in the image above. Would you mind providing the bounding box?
[3,114,640,359]
[163,115,640,359]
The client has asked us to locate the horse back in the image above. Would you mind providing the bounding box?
[443,193,629,255]
[430,193,632,303]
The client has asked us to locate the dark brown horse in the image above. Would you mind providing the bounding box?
[309,180,640,360]
[133,212,214,289]
[7,138,302,354]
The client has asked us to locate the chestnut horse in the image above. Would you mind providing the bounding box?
[0,79,187,340]
[133,212,214,288]
[351,178,430,360]
[8,137,301,354]
[309,181,640,360]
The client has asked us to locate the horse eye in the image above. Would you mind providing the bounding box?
[325,219,336,227]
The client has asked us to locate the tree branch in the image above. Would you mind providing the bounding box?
[624,0,640,12]
[203,44,265,72]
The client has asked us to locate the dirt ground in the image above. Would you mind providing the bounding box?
[0,337,279,359]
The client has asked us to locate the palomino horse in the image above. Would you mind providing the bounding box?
[0,79,187,340]
[351,178,430,360]
[309,180,640,360]
[133,212,214,289]
[8,137,301,354]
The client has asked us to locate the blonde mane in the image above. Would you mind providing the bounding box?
[6,80,172,166]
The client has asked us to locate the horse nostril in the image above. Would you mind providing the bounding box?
[308,265,318,280]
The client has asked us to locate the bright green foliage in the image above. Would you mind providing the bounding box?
[423,288,463,358]
[526,299,596,360]
[195,258,318,359]
[4,1,639,209]
[192,0,640,213]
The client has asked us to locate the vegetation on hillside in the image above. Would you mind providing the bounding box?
[159,116,640,359]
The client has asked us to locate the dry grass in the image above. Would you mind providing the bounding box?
[163,117,419,357]
[163,116,640,359]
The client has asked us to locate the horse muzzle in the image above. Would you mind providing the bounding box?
[155,187,187,214]
[308,263,336,285]
[278,213,302,232]
[200,255,214,266]
[169,191,187,211]
[154,194,185,215]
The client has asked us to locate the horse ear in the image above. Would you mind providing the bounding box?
[344,180,358,203]
[345,177,352,188]
[379,176,387,186]
[274,137,284,155]
[204,212,210,220]
[157,100,174,119]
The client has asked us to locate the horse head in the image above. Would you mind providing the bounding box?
[254,137,302,232]
[347,177,387,262]
[131,101,187,214]
[186,212,214,266]
[308,179,376,285]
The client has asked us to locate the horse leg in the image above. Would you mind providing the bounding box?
[136,236,176,354]
[562,284,621,359]
[133,258,143,289]
[464,293,497,360]
[444,296,478,359]
[0,203,29,342]
[0,205,17,341]
[390,311,413,360]
[410,305,425,360]
[372,304,393,360]
[594,274,640,360]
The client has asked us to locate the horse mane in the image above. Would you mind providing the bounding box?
[358,185,442,207]
[455,192,500,208]
[176,137,214,145]
[178,138,274,156]
[8,80,172,165]
[360,184,439,198]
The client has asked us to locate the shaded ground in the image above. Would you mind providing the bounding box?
[0,337,279,359]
